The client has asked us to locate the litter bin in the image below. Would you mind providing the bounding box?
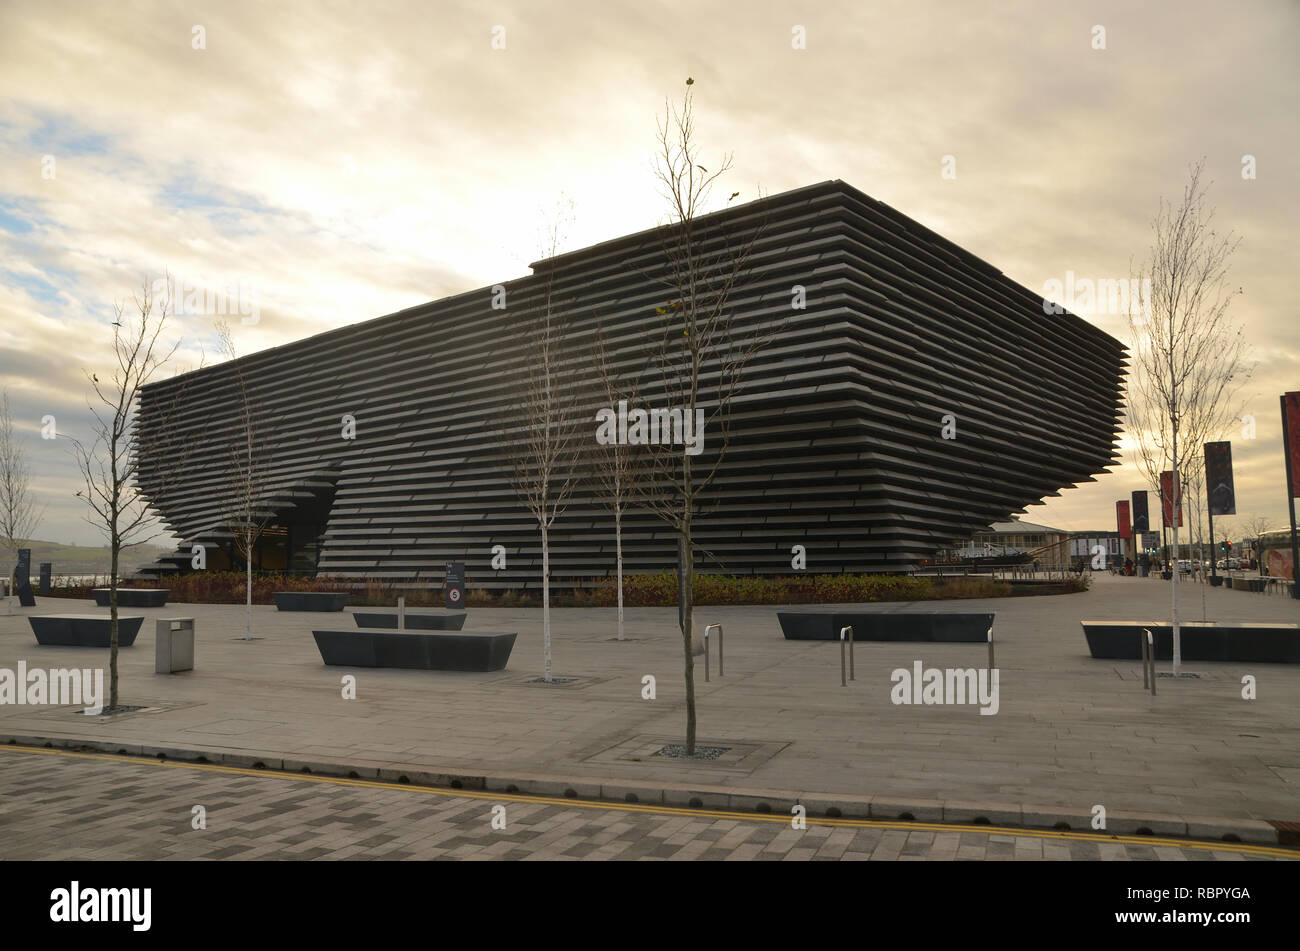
[155,617,195,673]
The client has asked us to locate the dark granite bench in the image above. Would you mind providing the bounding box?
[1081,620,1300,663]
[778,611,993,642]
[312,628,516,671]
[92,588,170,608]
[352,610,467,631]
[273,592,349,612]
[29,614,144,648]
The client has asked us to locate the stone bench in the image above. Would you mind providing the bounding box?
[312,629,516,671]
[1081,620,1300,663]
[778,611,993,642]
[352,610,467,631]
[92,588,170,608]
[273,592,349,612]
[29,614,144,648]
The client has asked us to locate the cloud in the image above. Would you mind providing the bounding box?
[0,0,1295,548]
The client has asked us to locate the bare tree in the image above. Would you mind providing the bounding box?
[0,389,45,612]
[1239,513,1272,567]
[498,220,585,683]
[1125,159,1252,674]
[71,278,179,711]
[631,80,770,754]
[588,324,637,641]
[216,320,276,641]
[1241,513,1272,540]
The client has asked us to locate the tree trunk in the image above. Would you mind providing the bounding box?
[542,520,551,683]
[681,518,696,756]
[1171,421,1182,676]
[109,540,119,712]
[245,551,252,640]
[615,501,624,641]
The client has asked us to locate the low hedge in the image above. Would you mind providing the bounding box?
[558,572,935,606]
[50,571,1039,607]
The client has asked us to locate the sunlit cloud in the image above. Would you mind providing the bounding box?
[1,0,1295,549]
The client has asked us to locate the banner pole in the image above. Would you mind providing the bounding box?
[1281,395,1300,599]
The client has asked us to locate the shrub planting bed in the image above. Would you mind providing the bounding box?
[49,571,1081,608]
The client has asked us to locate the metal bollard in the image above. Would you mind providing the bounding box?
[1148,629,1156,696]
[398,595,406,629]
[987,625,995,670]
[1140,629,1148,690]
[1141,628,1156,695]
[704,625,710,683]
[704,624,723,681]
[845,625,854,681]
[840,626,855,685]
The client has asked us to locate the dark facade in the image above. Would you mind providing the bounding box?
[135,180,1126,587]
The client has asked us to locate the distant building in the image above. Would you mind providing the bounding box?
[946,517,1072,569]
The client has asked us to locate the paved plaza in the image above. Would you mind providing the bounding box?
[1,745,1292,861]
[1,573,1298,848]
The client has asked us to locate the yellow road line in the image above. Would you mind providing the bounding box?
[3,744,1295,859]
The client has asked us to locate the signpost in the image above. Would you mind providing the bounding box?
[1142,532,1160,556]
[445,561,465,610]
[15,548,35,607]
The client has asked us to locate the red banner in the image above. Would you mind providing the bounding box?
[1285,392,1300,499]
[1159,470,1184,527]
[1116,500,1131,538]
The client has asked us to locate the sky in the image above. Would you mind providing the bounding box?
[1,0,1297,549]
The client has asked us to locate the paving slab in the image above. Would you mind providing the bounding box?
[2,574,1298,842]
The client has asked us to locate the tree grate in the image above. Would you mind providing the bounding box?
[652,744,731,760]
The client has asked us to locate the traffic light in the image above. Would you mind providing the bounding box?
[1220,540,1229,552]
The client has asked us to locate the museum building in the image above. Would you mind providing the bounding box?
[133,180,1127,588]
